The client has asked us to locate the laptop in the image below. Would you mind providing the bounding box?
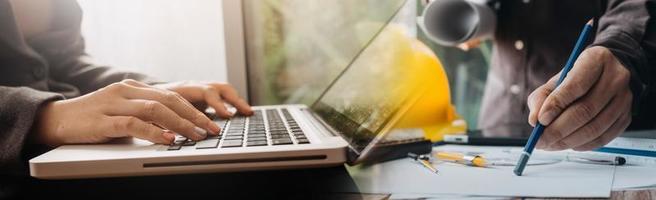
[29,15,430,180]
[30,83,423,179]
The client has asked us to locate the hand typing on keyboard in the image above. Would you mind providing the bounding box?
[34,80,252,147]
[152,81,253,118]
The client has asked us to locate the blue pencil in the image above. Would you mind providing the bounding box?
[514,19,594,176]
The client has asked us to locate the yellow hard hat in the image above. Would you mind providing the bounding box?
[370,24,466,142]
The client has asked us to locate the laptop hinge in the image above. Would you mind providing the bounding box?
[302,108,339,137]
[302,108,361,161]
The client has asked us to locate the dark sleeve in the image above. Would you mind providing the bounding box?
[590,0,656,129]
[30,1,160,95]
[0,86,63,176]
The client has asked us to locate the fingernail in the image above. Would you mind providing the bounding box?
[539,111,557,125]
[194,126,208,138]
[208,122,221,134]
[162,131,176,144]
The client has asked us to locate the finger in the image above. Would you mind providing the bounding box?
[104,116,174,144]
[115,82,220,134]
[203,87,233,118]
[537,49,604,125]
[212,84,253,115]
[536,69,620,149]
[572,110,631,151]
[546,92,628,151]
[121,79,201,112]
[107,100,208,140]
[531,74,559,149]
[528,74,560,127]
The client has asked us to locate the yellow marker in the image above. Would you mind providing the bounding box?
[435,152,487,167]
[408,153,439,174]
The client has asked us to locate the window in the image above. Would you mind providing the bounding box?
[79,0,228,82]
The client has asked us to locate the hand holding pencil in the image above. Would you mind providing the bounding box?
[526,19,633,153]
[514,19,636,176]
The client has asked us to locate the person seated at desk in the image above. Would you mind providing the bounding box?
[0,0,253,177]
[461,0,656,151]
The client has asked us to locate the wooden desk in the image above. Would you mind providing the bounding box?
[609,190,656,200]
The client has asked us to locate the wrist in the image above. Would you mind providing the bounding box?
[32,100,64,147]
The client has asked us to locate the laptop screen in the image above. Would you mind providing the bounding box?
[310,23,424,156]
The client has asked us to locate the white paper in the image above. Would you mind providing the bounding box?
[613,165,656,190]
[347,145,615,198]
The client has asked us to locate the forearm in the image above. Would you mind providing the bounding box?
[0,86,63,176]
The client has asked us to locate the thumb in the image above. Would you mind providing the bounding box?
[527,74,559,127]
[537,48,603,125]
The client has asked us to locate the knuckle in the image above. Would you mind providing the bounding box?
[572,102,596,124]
[163,92,181,103]
[194,113,208,123]
[544,96,565,113]
[106,82,126,92]
[120,79,138,84]
[597,47,613,61]
[527,88,548,109]
[580,124,602,140]
[142,101,162,118]
[568,82,587,98]
[203,85,218,94]
[587,46,608,60]
[112,119,125,132]
[202,84,214,90]
[115,117,139,132]
[137,122,151,136]
[219,83,237,93]
[616,69,631,85]
[125,117,140,129]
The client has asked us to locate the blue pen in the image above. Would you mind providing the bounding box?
[514,19,594,176]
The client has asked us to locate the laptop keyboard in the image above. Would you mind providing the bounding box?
[166,108,310,150]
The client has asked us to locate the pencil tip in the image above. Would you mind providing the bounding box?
[587,19,594,25]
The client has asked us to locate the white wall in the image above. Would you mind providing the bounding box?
[78,0,227,82]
